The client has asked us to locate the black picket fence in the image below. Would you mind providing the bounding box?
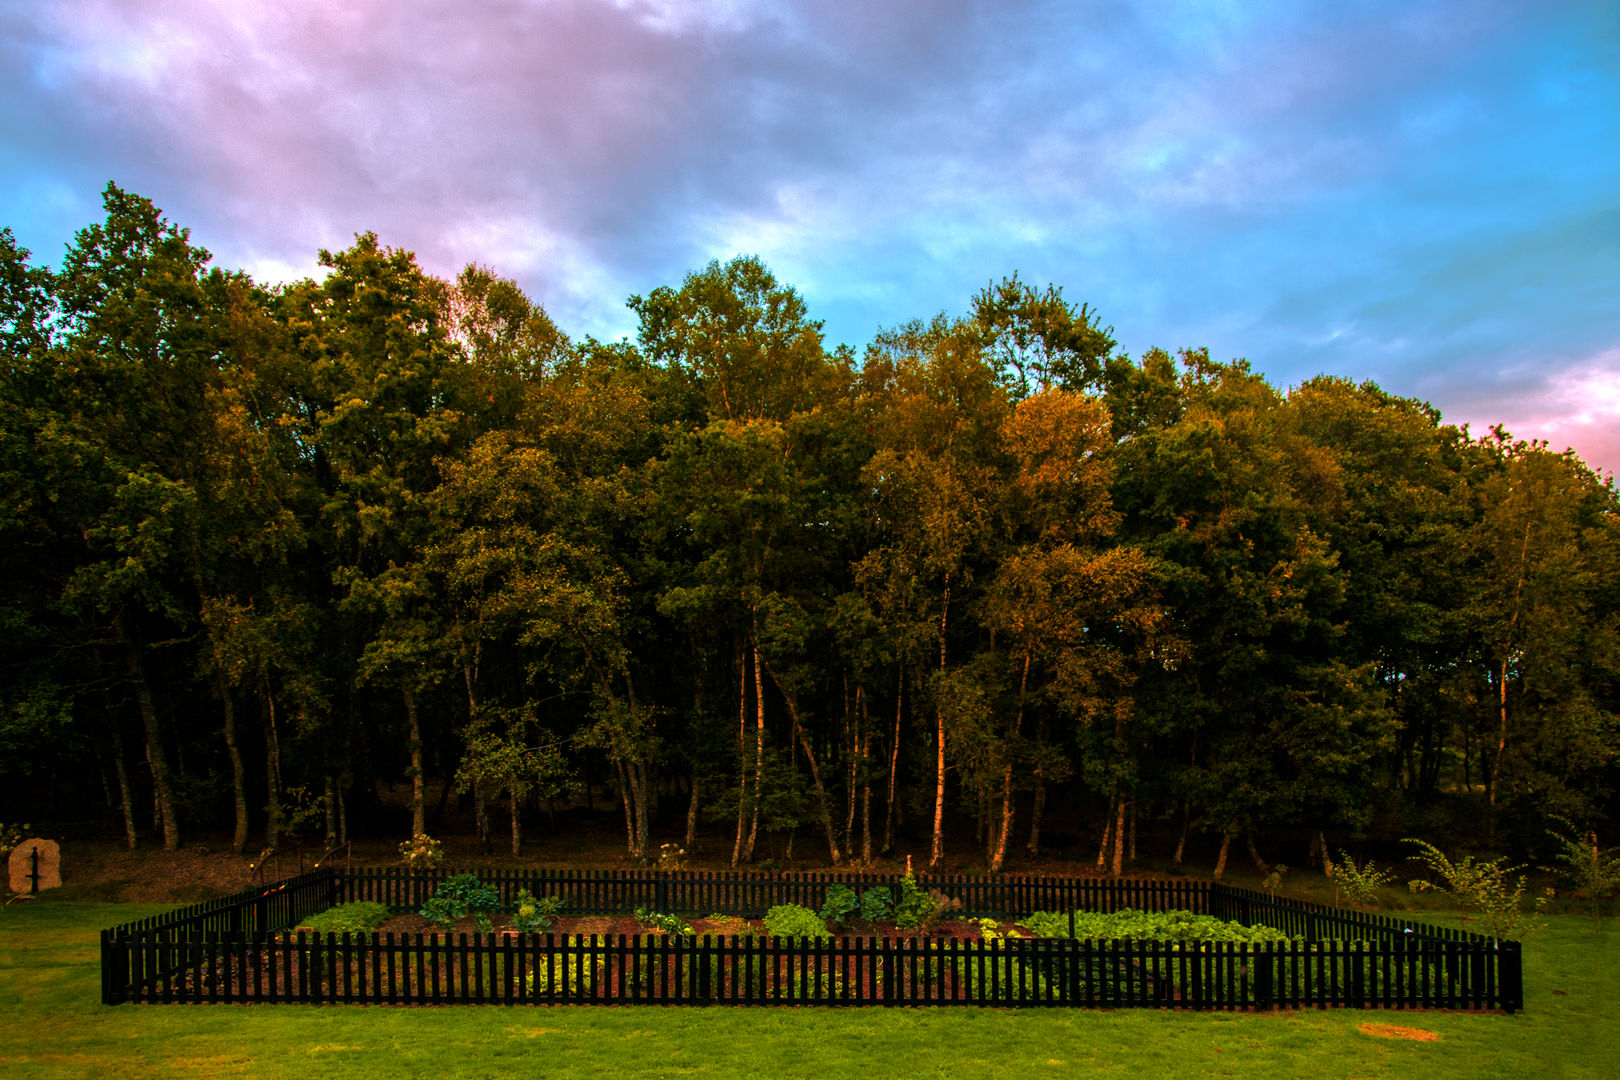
[100,867,1523,1011]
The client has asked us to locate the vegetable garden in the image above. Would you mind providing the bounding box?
[100,867,1522,1011]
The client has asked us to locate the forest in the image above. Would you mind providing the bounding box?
[1,184,1615,876]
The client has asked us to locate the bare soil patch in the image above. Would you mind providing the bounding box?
[1359,1023,1440,1041]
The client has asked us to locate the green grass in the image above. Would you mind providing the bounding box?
[2,898,1616,1080]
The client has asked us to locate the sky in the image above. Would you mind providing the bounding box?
[2,0,1617,472]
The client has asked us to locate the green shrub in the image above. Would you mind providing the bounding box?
[1022,907,1291,945]
[633,907,694,936]
[298,902,390,935]
[859,887,893,923]
[819,884,860,927]
[1405,838,1543,939]
[523,940,601,998]
[420,873,502,928]
[397,833,443,871]
[892,874,961,931]
[1545,827,1620,929]
[1332,850,1396,908]
[511,889,564,933]
[763,903,830,940]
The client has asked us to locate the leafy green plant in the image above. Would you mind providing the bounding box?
[1022,907,1292,945]
[970,917,1025,943]
[633,907,694,936]
[297,902,391,936]
[892,874,961,931]
[1405,838,1543,939]
[818,883,860,928]
[1332,850,1396,908]
[511,889,564,933]
[420,873,502,928]
[1544,827,1620,930]
[1260,864,1289,901]
[656,843,688,870]
[523,941,601,998]
[397,833,444,871]
[763,903,831,940]
[0,823,32,859]
[859,887,893,923]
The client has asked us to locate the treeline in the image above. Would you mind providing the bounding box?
[2,185,1616,872]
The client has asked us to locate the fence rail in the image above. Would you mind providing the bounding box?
[100,867,1522,1012]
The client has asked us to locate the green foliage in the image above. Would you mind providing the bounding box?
[818,883,860,928]
[1544,827,1620,929]
[970,917,1026,942]
[892,874,961,931]
[298,902,390,936]
[656,843,688,870]
[1405,838,1543,939]
[522,942,601,999]
[859,887,894,923]
[397,834,443,871]
[1260,864,1289,901]
[1331,851,1396,908]
[763,903,831,940]
[0,823,30,859]
[1023,908,1292,945]
[511,889,564,934]
[633,908,694,936]
[420,873,502,928]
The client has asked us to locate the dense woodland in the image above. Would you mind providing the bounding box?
[2,185,1616,875]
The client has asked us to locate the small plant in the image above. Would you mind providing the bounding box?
[892,873,961,931]
[1405,838,1543,939]
[971,917,1025,943]
[1260,863,1289,901]
[0,823,32,859]
[656,843,688,871]
[1544,827,1620,930]
[1332,850,1396,908]
[420,872,502,928]
[397,833,444,871]
[298,902,390,936]
[818,883,860,928]
[633,907,694,936]
[511,889,564,934]
[763,903,831,940]
[859,887,893,923]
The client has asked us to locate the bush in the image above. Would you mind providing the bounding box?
[818,884,859,928]
[397,833,444,871]
[1405,838,1543,939]
[1332,850,1396,908]
[511,889,564,934]
[1545,827,1620,929]
[892,874,961,931]
[420,873,502,928]
[859,887,893,923]
[298,902,390,935]
[763,903,831,940]
[0,822,31,859]
[1022,907,1292,945]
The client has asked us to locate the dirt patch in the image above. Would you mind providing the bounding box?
[1359,1023,1440,1041]
[364,911,997,941]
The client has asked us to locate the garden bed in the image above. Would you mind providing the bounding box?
[100,866,1522,1011]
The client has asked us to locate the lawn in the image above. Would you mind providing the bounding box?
[1,898,1613,1080]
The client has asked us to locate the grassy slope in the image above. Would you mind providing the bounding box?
[1,899,1614,1080]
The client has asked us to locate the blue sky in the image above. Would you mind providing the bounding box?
[3,0,1616,470]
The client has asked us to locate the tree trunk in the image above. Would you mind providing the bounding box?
[509,780,522,856]
[1096,800,1113,869]
[1213,832,1231,879]
[117,613,179,849]
[931,578,950,869]
[883,667,902,855]
[732,640,750,867]
[745,636,766,863]
[403,686,425,837]
[213,676,250,854]
[1026,713,1047,855]
[108,715,138,851]
[1172,802,1189,865]
[685,773,699,849]
[261,684,282,850]
[990,650,1031,873]
[324,774,337,849]
[761,653,841,865]
[859,685,873,864]
[1245,831,1270,874]
[1112,798,1127,876]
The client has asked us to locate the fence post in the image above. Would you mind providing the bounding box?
[1253,944,1272,1010]
[1498,941,1522,1013]
[656,874,669,914]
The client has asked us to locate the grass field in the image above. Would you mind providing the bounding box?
[2,897,1613,1080]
